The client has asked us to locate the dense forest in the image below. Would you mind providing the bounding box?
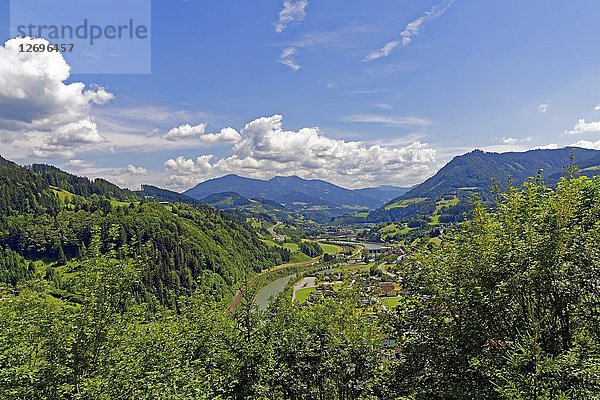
[0,156,289,307]
[0,155,598,398]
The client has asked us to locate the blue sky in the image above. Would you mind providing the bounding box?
[1,0,600,190]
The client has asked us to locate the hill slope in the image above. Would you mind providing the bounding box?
[0,156,289,305]
[369,147,600,222]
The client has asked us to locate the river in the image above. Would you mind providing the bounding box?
[254,275,293,311]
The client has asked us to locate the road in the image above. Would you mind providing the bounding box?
[224,257,320,315]
[377,262,396,278]
[291,276,317,301]
[268,222,285,241]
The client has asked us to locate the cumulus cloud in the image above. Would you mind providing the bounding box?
[164,114,437,189]
[274,0,309,33]
[163,123,207,141]
[32,118,106,159]
[162,123,242,145]
[122,164,149,175]
[66,159,96,169]
[570,139,600,150]
[0,37,113,157]
[502,136,532,144]
[563,119,600,135]
[595,104,600,111]
[199,127,242,145]
[278,47,301,72]
[85,85,114,105]
[535,143,560,150]
[364,0,454,62]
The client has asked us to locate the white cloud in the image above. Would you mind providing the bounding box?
[66,159,96,169]
[0,37,113,158]
[339,114,432,127]
[535,143,559,150]
[162,123,242,145]
[278,47,301,71]
[595,104,600,111]
[274,0,309,33]
[32,147,76,159]
[364,0,455,62]
[164,114,437,189]
[537,103,550,113]
[163,123,207,141]
[364,41,400,62]
[502,136,532,144]
[85,85,114,105]
[570,139,600,150]
[123,164,149,175]
[564,119,600,135]
[199,127,242,145]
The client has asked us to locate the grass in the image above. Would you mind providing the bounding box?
[247,218,262,228]
[318,243,343,254]
[384,197,426,210]
[295,287,316,304]
[52,188,76,202]
[354,211,369,218]
[282,242,300,252]
[429,237,442,246]
[429,196,460,225]
[381,297,402,308]
[261,239,280,247]
[290,252,311,263]
[378,223,411,240]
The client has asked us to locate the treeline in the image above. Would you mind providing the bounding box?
[299,241,323,257]
[0,200,289,305]
[30,164,137,201]
[137,184,202,205]
[0,156,60,216]
[0,247,33,288]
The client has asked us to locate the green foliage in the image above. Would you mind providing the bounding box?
[388,175,600,399]
[0,156,59,216]
[299,241,323,257]
[0,247,33,287]
[0,158,288,306]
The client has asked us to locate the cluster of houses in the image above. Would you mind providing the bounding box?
[303,270,403,306]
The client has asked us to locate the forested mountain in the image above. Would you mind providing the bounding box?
[0,156,59,216]
[185,174,408,209]
[137,184,202,205]
[31,164,137,201]
[368,147,600,222]
[0,156,289,307]
[199,191,253,208]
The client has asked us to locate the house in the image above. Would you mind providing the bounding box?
[375,282,402,297]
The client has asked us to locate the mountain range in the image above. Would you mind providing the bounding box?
[184,174,410,209]
[367,147,600,222]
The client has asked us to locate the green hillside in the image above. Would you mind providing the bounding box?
[0,157,289,306]
[369,148,600,222]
